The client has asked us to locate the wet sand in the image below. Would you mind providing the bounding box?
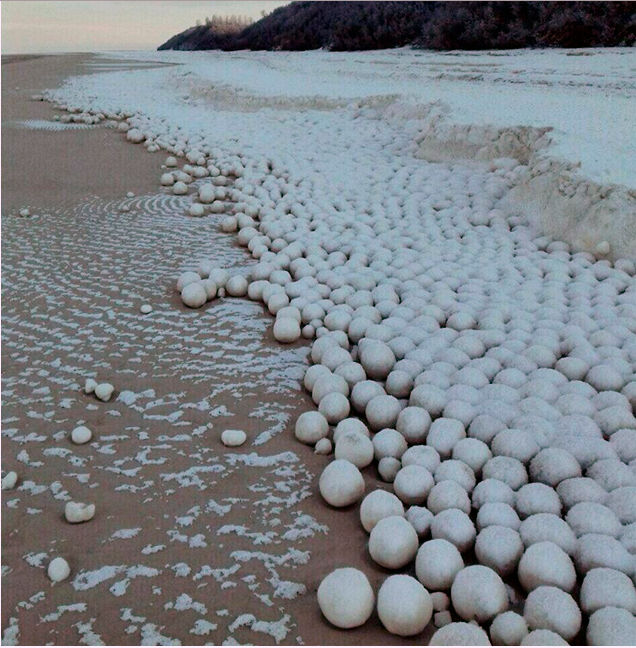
[2,54,431,645]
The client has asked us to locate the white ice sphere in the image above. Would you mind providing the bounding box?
[1,471,18,490]
[430,622,491,645]
[435,460,476,493]
[566,501,621,537]
[432,591,450,611]
[477,503,521,531]
[221,429,247,447]
[482,456,527,490]
[586,606,636,645]
[427,418,466,459]
[176,271,200,292]
[315,438,332,455]
[181,282,207,308]
[519,514,577,556]
[48,557,71,582]
[358,339,395,380]
[452,438,492,474]
[521,629,568,645]
[189,202,205,217]
[319,459,365,507]
[160,173,174,186]
[333,418,369,443]
[312,373,348,405]
[575,533,633,576]
[221,215,237,232]
[198,183,215,203]
[427,480,471,514]
[451,565,508,622]
[318,392,350,424]
[140,304,152,314]
[372,428,407,460]
[431,508,476,552]
[402,445,441,472]
[518,541,576,592]
[94,383,114,401]
[377,574,433,636]
[294,411,329,445]
[351,380,385,413]
[607,486,636,524]
[360,489,405,532]
[165,155,177,167]
[64,502,95,524]
[472,479,515,509]
[515,483,561,518]
[172,181,188,195]
[415,539,464,590]
[529,448,581,486]
[396,406,431,444]
[586,364,625,392]
[580,568,636,615]
[71,425,92,444]
[365,394,401,431]
[394,465,434,505]
[369,515,419,569]
[523,586,581,641]
[273,318,301,343]
[202,278,217,300]
[226,275,248,297]
[475,526,523,576]
[317,567,374,629]
[335,431,374,468]
[490,611,529,646]
[84,378,97,394]
[406,505,434,538]
[378,457,401,482]
[208,268,229,288]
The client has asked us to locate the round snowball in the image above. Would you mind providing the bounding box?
[318,459,365,508]
[415,539,464,590]
[317,567,374,629]
[273,318,301,343]
[431,508,476,553]
[521,629,568,645]
[360,490,405,533]
[372,428,407,460]
[430,622,491,645]
[490,611,528,646]
[335,432,374,468]
[377,575,433,636]
[181,282,207,308]
[48,557,70,582]
[294,411,329,445]
[365,394,401,431]
[428,480,470,515]
[369,515,419,569]
[393,465,434,505]
[586,606,636,645]
[516,483,561,519]
[451,565,508,622]
[475,526,523,576]
[529,448,581,486]
[318,392,350,424]
[518,542,576,592]
[477,503,521,531]
[523,586,581,641]
[580,568,636,615]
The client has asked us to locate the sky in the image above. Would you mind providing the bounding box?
[1,1,290,54]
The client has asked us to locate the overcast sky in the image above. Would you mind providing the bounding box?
[1,1,289,54]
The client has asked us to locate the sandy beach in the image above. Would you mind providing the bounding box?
[1,54,425,645]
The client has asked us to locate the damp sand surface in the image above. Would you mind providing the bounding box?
[1,54,419,645]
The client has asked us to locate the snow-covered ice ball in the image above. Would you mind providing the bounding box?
[566,501,621,537]
[586,606,636,645]
[586,364,625,392]
[95,383,114,402]
[273,318,301,343]
[519,513,577,555]
[221,215,237,232]
[491,428,540,464]
[335,431,374,468]
[64,502,95,524]
[335,362,366,388]
[71,425,92,444]
[378,457,401,483]
[431,508,476,553]
[609,429,636,463]
[575,533,633,575]
[396,406,431,444]
[221,429,246,447]
[434,460,476,492]
[360,490,404,533]
[386,370,413,397]
[318,392,350,424]
[515,483,561,518]
[556,476,607,509]
[607,486,636,524]
[427,480,470,514]
[523,586,581,641]
[482,456,527,490]
[377,574,433,636]
[427,418,466,459]
[181,282,207,308]
[351,380,385,413]
[1,471,18,490]
[139,304,152,314]
[160,172,175,186]
[430,622,491,645]
[415,538,464,590]
[177,271,201,292]
[312,373,348,405]
[333,418,369,442]
[365,394,401,431]
[402,445,441,472]
[189,203,205,217]
[587,458,636,491]
[172,181,188,195]
[431,591,450,611]
[410,384,446,417]
[319,459,365,508]
[518,541,576,592]
[317,567,374,629]
[226,275,248,297]
[372,428,407,460]
[477,503,521,531]
[490,611,528,646]
[580,567,636,615]
[294,411,329,445]
[452,438,492,474]
[406,505,434,538]
[84,378,97,394]
[198,183,215,204]
[521,629,568,645]
[393,465,434,505]
[468,414,506,444]
[475,525,523,576]
[472,478,515,509]
[451,565,508,622]
[48,557,71,583]
[358,339,396,380]
[369,515,419,569]
[165,155,177,167]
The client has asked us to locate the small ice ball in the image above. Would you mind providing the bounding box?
[318,392,350,425]
[518,541,576,592]
[160,172,175,186]
[377,574,433,636]
[84,378,97,394]
[48,557,71,582]
[406,505,434,538]
[521,629,568,645]
[378,457,401,482]
[64,502,95,524]
[475,525,523,576]
[451,565,508,622]
[372,428,407,460]
[221,429,246,447]
[317,567,374,629]
[1,471,18,490]
[580,567,636,615]
[71,425,92,444]
[314,438,332,455]
[319,459,365,507]
[490,611,528,646]
[273,318,300,343]
[189,202,205,217]
[365,394,401,431]
[415,539,464,590]
[176,271,200,292]
[523,586,581,641]
[586,606,636,645]
[368,515,419,569]
[139,304,152,314]
[172,181,188,195]
[335,431,374,468]
[226,275,248,297]
[429,622,491,645]
[181,282,207,308]
[394,465,434,505]
[360,489,405,532]
[94,383,114,402]
[294,411,329,445]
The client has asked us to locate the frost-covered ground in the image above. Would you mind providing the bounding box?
[3,48,636,645]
